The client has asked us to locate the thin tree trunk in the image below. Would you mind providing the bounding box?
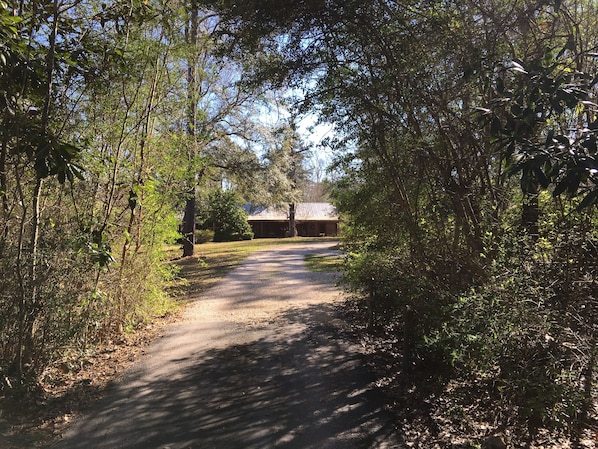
[27,176,43,342]
[0,139,8,256]
[15,0,60,378]
[134,48,164,251]
[182,191,196,256]
[182,5,199,257]
[521,186,539,239]
[288,202,296,237]
[13,159,28,378]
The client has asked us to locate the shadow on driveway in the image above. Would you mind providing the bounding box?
[50,243,404,449]
[51,303,403,449]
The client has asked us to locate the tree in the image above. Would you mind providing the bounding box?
[484,34,598,211]
[0,0,112,380]
[201,189,252,241]
[205,0,513,267]
[175,5,276,256]
[301,153,331,202]
[0,0,324,389]
[261,121,309,236]
[202,0,598,443]
[0,0,237,383]
[181,3,200,257]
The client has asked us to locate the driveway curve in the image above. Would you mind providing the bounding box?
[50,241,403,449]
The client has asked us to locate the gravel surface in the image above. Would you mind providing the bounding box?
[49,241,403,449]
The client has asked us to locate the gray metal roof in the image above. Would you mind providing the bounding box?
[246,202,338,221]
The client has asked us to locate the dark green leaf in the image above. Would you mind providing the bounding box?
[576,189,598,210]
[533,166,550,189]
[554,135,570,146]
[490,117,501,136]
[544,129,555,147]
[553,176,571,197]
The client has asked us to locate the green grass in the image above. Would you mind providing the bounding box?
[166,237,339,300]
[304,253,344,272]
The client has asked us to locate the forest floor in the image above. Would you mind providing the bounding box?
[0,305,180,449]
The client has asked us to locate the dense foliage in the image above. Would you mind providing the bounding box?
[3,0,598,445]
[0,0,298,390]
[200,189,253,241]
[205,0,598,444]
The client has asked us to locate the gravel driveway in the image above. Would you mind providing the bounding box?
[50,241,403,449]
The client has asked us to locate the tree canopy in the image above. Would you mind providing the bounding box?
[0,0,308,387]
[200,0,598,444]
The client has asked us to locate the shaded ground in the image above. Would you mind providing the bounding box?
[48,241,402,448]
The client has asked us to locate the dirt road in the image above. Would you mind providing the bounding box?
[50,241,403,449]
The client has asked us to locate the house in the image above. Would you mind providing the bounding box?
[245,202,339,238]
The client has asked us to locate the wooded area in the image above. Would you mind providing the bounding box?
[0,0,309,386]
[195,0,598,445]
[1,0,598,446]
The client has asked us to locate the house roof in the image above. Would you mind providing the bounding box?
[246,202,339,221]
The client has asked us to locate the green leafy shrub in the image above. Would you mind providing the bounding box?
[201,189,252,242]
[195,229,215,244]
[433,225,598,439]
[240,231,254,241]
[344,245,454,371]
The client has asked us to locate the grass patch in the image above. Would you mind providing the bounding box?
[166,237,339,300]
[304,253,344,272]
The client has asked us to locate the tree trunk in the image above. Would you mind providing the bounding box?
[0,139,8,256]
[182,191,196,256]
[182,4,198,257]
[288,202,296,237]
[16,0,59,378]
[521,185,539,239]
